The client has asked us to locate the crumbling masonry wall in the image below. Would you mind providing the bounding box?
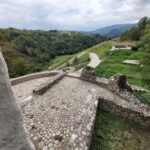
[81,66,150,128]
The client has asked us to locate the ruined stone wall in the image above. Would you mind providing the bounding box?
[66,90,99,150]
[11,71,59,85]
[33,72,66,95]
[99,98,150,128]
[81,67,150,128]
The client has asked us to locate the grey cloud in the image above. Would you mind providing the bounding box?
[0,0,149,31]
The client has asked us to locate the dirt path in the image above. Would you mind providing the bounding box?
[87,52,101,68]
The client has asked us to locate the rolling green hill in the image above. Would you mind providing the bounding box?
[0,28,107,77]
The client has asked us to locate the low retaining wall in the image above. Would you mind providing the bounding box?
[99,98,150,128]
[80,66,150,128]
[81,67,132,94]
[11,71,60,85]
[66,87,150,150]
[33,73,65,95]
[66,90,99,150]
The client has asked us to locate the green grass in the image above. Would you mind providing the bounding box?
[48,55,74,70]
[71,52,90,71]
[87,41,112,59]
[73,61,89,71]
[90,109,150,150]
[133,91,150,105]
[47,41,111,71]
[74,53,90,71]
[95,50,150,90]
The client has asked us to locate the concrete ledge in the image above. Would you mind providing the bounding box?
[33,73,65,95]
[11,71,60,85]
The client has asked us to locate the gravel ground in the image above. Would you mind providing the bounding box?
[12,77,54,102]
[20,77,103,149]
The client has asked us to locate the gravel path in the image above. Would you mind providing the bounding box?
[12,77,54,102]
[19,77,105,149]
[12,75,149,150]
[87,52,101,68]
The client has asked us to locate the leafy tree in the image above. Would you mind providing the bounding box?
[140,53,150,82]
[121,17,150,41]
[12,58,27,76]
[140,24,150,52]
[138,17,149,31]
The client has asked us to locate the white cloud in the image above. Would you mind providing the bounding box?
[0,0,150,30]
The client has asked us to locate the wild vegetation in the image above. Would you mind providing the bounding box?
[0,28,108,77]
[90,109,150,150]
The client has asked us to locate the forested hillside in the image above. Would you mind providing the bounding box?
[0,28,107,77]
[89,24,135,38]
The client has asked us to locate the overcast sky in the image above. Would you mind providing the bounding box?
[0,0,150,31]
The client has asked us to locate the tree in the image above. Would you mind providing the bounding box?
[138,17,149,31]
[121,16,150,41]
[12,58,27,76]
[140,24,150,52]
[140,53,150,82]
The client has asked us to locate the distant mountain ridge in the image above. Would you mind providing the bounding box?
[88,24,135,38]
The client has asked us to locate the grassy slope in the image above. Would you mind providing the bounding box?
[87,41,112,58]
[95,50,149,88]
[71,52,90,71]
[94,49,150,105]
[68,41,112,71]
[47,41,112,71]
[90,109,150,150]
[48,54,74,70]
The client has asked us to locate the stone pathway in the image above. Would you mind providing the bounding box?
[12,77,54,102]
[12,74,150,150]
[77,52,101,73]
[87,53,101,68]
[12,76,108,150]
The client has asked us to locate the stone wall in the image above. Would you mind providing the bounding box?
[81,66,132,93]
[33,72,66,95]
[11,71,59,85]
[99,98,150,128]
[66,90,99,150]
[81,66,150,128]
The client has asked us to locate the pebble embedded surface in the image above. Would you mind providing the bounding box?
[12,77,53,102]
[12,75,150,150]
[13,76,102,149]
